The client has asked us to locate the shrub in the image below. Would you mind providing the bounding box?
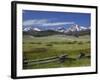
[29,42,42,44]
[46,44,53,46]
[86,41,90,43]
[32,48,48,53]
[78,42,83,44]
[23,48,48,53]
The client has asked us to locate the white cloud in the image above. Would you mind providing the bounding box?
[42,22,74,26]
[23,19,48,26]
[23,19,74,27]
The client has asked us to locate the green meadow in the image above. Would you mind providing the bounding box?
[23,35,91,69]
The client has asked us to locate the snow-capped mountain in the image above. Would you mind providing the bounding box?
[23,27,41,32]
[67,24,88,32]
[23,24,90,37]
[56,27,66,32]
[80,26,88,30]
[23,27,32,31]
[33,27,41,31]
[66,24,80,32]
[23,24,90,34]
[56,24,90,33]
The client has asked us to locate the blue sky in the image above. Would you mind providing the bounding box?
[23,10,91,30]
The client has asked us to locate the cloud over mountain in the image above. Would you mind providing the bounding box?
[23,19,48,26]
[23,19,74,28]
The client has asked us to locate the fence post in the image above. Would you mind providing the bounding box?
[78,52,85,59]
[58,54,68,63]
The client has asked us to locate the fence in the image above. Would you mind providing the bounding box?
[23,53,90,66]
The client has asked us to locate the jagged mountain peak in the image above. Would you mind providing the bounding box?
[64,24,89,33]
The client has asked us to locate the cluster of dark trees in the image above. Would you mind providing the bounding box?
[23,29,90,37]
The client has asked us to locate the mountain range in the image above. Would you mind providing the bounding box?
[23,24,90,37]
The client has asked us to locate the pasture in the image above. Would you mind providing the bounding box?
[23,35,91,69]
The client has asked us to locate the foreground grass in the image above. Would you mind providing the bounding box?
[23,35,91,69]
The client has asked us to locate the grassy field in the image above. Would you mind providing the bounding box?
[23,35,91,69]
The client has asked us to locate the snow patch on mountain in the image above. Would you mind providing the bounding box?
[33,28,41,31]
[23,27,41,32]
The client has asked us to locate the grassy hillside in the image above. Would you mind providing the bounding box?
[23,35,91,69]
